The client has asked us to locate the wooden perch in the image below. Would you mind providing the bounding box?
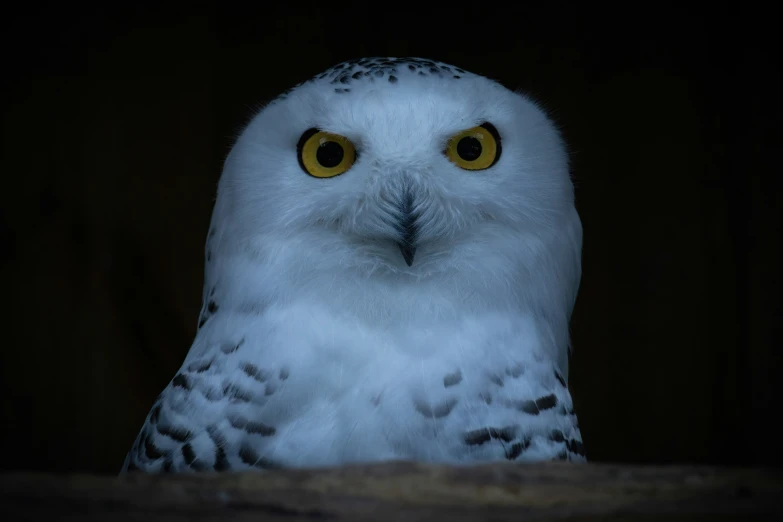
[2,461,781,521]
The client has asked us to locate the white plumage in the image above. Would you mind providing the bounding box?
[122,57,584,472]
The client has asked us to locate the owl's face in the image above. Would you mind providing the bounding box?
[217,58,576,278]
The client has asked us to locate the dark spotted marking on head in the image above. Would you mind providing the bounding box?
[187,359,213,373]
[443,370,462,388]
[239,446,280,469]
[505,438,532,460]
[414,397,458,419]
[464,426,517,446]
[509,393,558,415]
[240,362,269,382]
[554,370,567,388]
[207,250,212,261]
[162,457,173,472]
[279,367,289,380]
[198,315,209,329]
[555,450,569,460]
[479,392,492,405]
[157,424,191,442]
[505,364,524,378]
[207,300,218,314]
[273,57,472,105]
[229,415,276,436]
[172,373,191,391]
[209,286,216,297]
[489,374,504,387]
[221,338,245,354]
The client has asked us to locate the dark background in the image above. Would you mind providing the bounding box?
[1,3,779,474]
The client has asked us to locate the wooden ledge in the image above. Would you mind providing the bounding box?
[2,461,782,521]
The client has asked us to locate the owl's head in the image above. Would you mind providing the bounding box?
[212,58,579,286]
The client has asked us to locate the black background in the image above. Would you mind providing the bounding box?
[1,2,779,474]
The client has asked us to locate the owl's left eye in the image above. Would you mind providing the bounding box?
[297,128,356,178]
[445,122,502,171]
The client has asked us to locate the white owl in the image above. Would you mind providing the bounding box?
[122,57,584,473]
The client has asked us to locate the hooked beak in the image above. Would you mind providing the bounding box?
[398,240,416,267]
[396,187,419,267]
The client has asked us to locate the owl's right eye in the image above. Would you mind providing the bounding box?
[445,122,502,171]
[297,128,356,178]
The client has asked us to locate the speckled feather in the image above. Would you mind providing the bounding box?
[122,57,585,473]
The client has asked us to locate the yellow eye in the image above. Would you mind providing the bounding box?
[445,122,502,171]
[297,128,356,178]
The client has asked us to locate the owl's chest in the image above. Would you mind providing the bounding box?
[222,302,547,465]
[245,300,536,390]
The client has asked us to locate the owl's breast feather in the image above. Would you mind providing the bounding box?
[190,302,579,466]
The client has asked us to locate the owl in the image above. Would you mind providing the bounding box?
[122,57,584,473]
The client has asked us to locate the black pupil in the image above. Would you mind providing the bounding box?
[316,141,344,168]
[457,136,482,161]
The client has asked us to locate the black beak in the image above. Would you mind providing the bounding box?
[398,241,416,267]
[396,188,418,267]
